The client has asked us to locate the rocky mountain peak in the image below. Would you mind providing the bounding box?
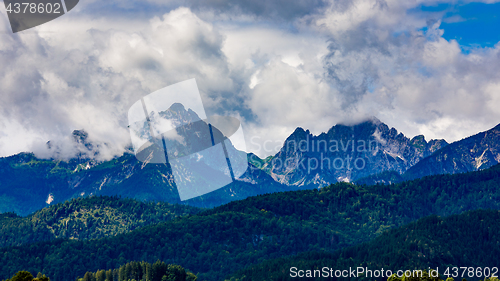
[157,103,202,127]
[261,118,449,186]
[72,130,93,150]
[287,127,309,139]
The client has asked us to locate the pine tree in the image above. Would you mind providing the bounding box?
[10,271,34,281]
[105,270,113,281]
[83,272,92,281]
[96,270,105,281]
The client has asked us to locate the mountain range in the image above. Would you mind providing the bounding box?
[404,123,500,179]
[1,106,500,215]
[254,117,448,185]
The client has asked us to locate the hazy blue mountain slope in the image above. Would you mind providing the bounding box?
[405,123,500,179]
[0,149,294,216]
[0,104,293,216]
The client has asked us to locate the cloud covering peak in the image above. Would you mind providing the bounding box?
[0,0,499,159]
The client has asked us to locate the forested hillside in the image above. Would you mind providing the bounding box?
[2,165,500,281]
[0,196,200,248]
[227,209,500,281]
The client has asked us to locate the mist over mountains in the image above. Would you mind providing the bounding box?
[1,112,500,216]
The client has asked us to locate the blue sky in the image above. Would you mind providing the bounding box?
[418,2,500,49]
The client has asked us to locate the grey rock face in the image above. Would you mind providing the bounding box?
[255,118,448,186]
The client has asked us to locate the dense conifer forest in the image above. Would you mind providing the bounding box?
[1,165,500,281]
[0,196,200,247]
[225,209,500,280]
